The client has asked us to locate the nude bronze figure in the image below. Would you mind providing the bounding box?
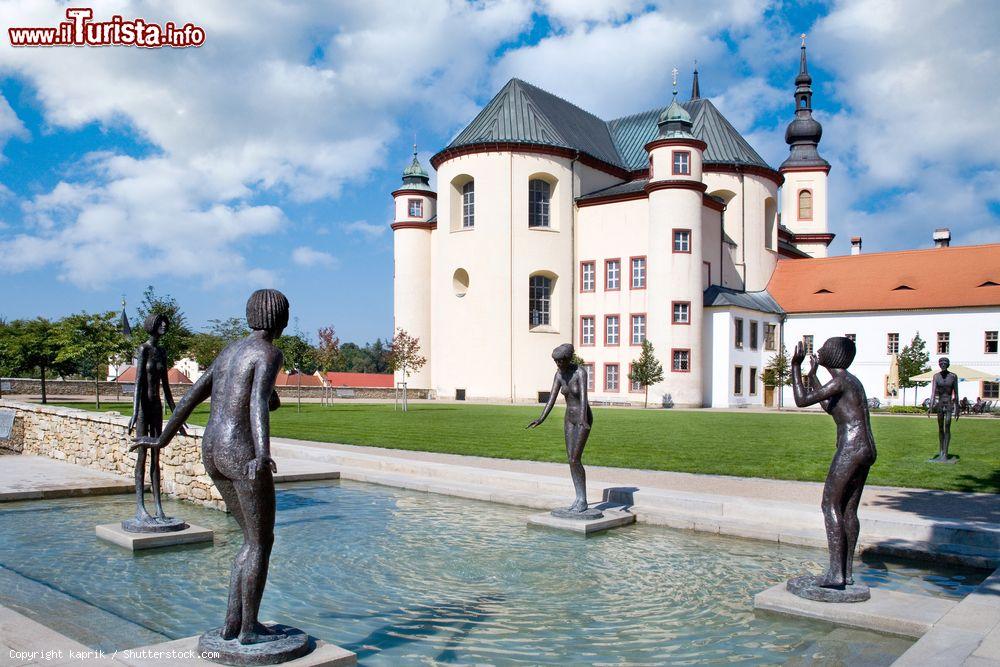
[927,357,960,463]
[527,344,601,519]
[135,289,314,664]
[124,313,186,532]
[788,337,877,602]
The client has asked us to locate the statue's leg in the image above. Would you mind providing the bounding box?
[842,463,871,585]
[212,474,248,640]
[941,410,952,458]
[819,450,851,588]
[133,414,152,522]
[235,473,279,644]
[937,410,947,459]
[149,410,167,519]
[566,422,589,511]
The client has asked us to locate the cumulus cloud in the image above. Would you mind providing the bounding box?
[291,246,338,268]
[342,220,386,240]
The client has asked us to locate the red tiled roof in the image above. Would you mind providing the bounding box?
[767,244,1000,313]
[323,372,394,388]
[114,366,193,384]
[274,371,324,387]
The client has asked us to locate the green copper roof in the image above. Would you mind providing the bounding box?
[443,79,773,172]
[403,152,428,179]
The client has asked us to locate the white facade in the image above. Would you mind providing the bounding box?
[704,307,783,408]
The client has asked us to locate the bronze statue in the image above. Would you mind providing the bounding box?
[527,344,601,519]
[124,313,186,532]
[927,357,960,463]
[135,289,314,664]
[788,337,877,602]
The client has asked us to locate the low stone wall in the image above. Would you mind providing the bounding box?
[0,377,191,399]
[0,400,223,510]
[274,386,430,400]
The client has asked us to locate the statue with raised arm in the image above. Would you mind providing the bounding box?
[527,344,601,519]
[124,313,187,532]
[134,289,314,664]
[788,337,877,603]
[927,357,960,463]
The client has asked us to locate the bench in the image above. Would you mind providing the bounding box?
[335,388,356,399]
[0,408,14,441]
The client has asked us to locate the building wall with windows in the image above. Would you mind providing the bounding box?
[703,306,783,408]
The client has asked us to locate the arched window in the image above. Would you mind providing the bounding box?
[529,275,552,327]
[528,179,551,228]
[462,181,475,228]
[798,190,813,220]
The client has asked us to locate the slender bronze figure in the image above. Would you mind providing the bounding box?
[927,357,960,463]
[527,344,600,519]
[124,313,186,532]
[136,289,314,664]
[789,337,877,602]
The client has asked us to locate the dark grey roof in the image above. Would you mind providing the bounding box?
[576,179,648,202]
[704,286,784,314]
[779,240,810,258]
[444,79,773,173]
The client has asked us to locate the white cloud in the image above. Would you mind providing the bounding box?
[291,246,338,268]
[342,220,386,240]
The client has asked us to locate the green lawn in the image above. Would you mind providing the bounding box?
[53,402,1000,493]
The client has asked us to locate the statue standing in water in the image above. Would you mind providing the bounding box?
[124,313,186,532]
[788,337,877,602]
[927,357,960,463]
[135,289,314,664]
[527,344,601,519]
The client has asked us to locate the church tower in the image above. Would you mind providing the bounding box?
[391,146,435,390]
[780,36,833,258]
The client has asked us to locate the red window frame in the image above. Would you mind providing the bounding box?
[604,363,620,392]
[629,255,647,290]
[579,260,596,293]
[579,315,596,347]
[605,258,621,291]
[982,380,999,400]
[604,314,620,346]
[672,229,691,254]
[672,150,691,176]
[408,198,423,218]
[671,348,691,373]
[671,301,691,325]
[630,313,646,346]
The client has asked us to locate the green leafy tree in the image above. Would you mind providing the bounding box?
[366,338,391,373]
[209,317,249,342]
[275,333,318,375]
[898,332,931,406]
[0,319,13,399]
[186,318,249,368]
[133,286,192,365]
[315,326,341,372]
[628,339,665,408]
[56,312,132,409]
[0,318,69,404]
[388,328,426,411]
[761,345,792,409]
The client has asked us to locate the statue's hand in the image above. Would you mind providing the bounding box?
[245,456,277,480]
[178,423,189,437]
[526,419,541,429]
[129,436,161,452]
[808,353,819,376]
[791,341,805,366]
[126,415,136,436]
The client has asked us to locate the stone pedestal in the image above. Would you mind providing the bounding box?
[786,574,871,603]
[527,506,635,534]
[96,522,213,550]
[927,455,959,464]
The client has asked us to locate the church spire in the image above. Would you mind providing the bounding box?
[400,141,432,191]
[780,35,828,170]
[657,67,694,139]
[691,61,700,100]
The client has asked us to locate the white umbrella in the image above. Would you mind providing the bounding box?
[909,365,998,382]
[887,354,899,395]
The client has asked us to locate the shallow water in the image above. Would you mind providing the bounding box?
[0,480,985,665]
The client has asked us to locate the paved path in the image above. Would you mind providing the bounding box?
[0,456,133,501]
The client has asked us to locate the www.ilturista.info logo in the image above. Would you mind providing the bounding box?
[9,8,205,48]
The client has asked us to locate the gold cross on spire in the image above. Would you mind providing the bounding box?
[671,66,678,95]
[801,33,807,47]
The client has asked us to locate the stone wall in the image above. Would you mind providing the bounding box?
[0,400,223,510]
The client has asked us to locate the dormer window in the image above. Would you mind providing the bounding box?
[814,288,832,294]
[893,285,914,291]
[408,198,423,218]
[979,280,999,287]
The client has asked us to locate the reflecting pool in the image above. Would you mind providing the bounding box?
[0,480,986,665]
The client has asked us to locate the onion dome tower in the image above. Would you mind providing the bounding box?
[780,35,833,257]
[391,145,435,390]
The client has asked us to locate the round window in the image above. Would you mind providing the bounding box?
[453,268,469,297]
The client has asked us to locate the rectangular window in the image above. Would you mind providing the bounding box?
[846,333,856,342]
[672,150,691,175]
[749,321,758,350]
[672,229,691,253]
[462,181,475,228]
[408,198,423,218]
[734,318,744,349]
[528,275,551,327]
[605,258,621,290]
[631,314,646,345]
[887,332,899,355]
[630,256,646,289]
[765,323,776,351]
[584,363,595,391]
[648,155,654,179]
[734,366,743,395]
[580,261,595,292]
[605,315,620,346]
[749,367,758,396]
[937,331,950,355]
[803,335,814,354]
[528,179,551,228]
[672,349,690,372]
[983,381,999,400]
[580,316,595,346]
[986,331,998,354]
[629,364,643,393]
[605,364,619,392]
[672,301,690,325]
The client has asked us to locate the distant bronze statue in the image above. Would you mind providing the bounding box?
[527,344,601,519]
[927,357,960,463]
[124,313,186,532]
[788,337,877,602]
[135,289,314,664]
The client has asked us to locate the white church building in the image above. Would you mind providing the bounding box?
[392,44,1000,407]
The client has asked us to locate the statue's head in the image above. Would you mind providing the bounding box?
[939,357,950,370]
[143,313,169,337]
[817,336,856,369]
[552,343,575,369]
[246,289,289,337]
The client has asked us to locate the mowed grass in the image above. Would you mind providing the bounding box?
[53,401,1000,493]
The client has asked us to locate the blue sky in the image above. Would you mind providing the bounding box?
[0,1,996,343]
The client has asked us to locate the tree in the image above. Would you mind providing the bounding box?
[387,328,426,411]
[275,333,318,375]
[761,345,792,409]
[134,285,192,365]
[628,339,664,408]
[56,312,133,409]
[209,317,249,342]
[366,338,390,373]
[186,318,249,369]
[1,318,68,404]
[0,319,13,399]
[898,332,931,406]
[315,326,341,372]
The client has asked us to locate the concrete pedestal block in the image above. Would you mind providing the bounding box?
[116,632,356,666]
[527,507,635,534]
[96,522,213,551]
